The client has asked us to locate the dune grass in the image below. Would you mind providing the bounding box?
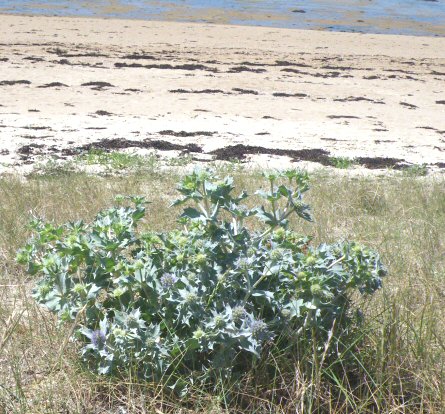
[0,166,444,413]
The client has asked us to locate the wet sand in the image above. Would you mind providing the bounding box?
[1,0,445,37]
[0,14,444,173]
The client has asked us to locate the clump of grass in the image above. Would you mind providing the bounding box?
[1,168,444,413]
[329,156,356,169]
[402,163,428,177]
[32,157,77,176]
[30,150,160,176]
[76,149,159,172]
[166,154,194,166]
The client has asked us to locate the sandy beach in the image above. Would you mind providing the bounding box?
[0,14,444,173]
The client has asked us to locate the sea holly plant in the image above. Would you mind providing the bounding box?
[17,169,386,393]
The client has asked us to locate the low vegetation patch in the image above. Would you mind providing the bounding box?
[329,156,356,169]
[77,149,158,171]
[18,170,385,402]
[1,168,444,413]
[402,163,428,177]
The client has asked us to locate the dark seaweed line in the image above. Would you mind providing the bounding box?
[15,139,437,171]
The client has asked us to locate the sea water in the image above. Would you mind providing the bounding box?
[0,0,444,36]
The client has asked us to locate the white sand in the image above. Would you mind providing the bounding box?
[0,14,444,173]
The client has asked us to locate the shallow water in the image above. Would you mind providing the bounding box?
[1,0,445,36]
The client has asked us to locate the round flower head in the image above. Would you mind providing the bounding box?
[274,227,286,240]
[112,287,125,298]
[91,330,106,348]
[281,309,291,319]
[112,328,126,338]
[232,306,246,323]
[96,289,109,303]
[160,273,178,289]
[193,328,206,340]
[126,315,139,329]
[38,283,51,297]
[248,319,269,341]
[237,257,249,269]
[246,248,256,257]
[310,284,322,295]
[270,249,283,261]
[145,336,156,348]
[213,315,226,329]
[73,283,86,296]
[185,292,198,304]
[195,253,207,266]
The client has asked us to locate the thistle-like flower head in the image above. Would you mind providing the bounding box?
[232,306,245,323]
[248,319,269,340]
[160,273,178,289]
[91,329,106,348]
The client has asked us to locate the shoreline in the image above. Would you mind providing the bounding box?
[2,11,445,43]
[0,14,444,174]
[1,0,445,38]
